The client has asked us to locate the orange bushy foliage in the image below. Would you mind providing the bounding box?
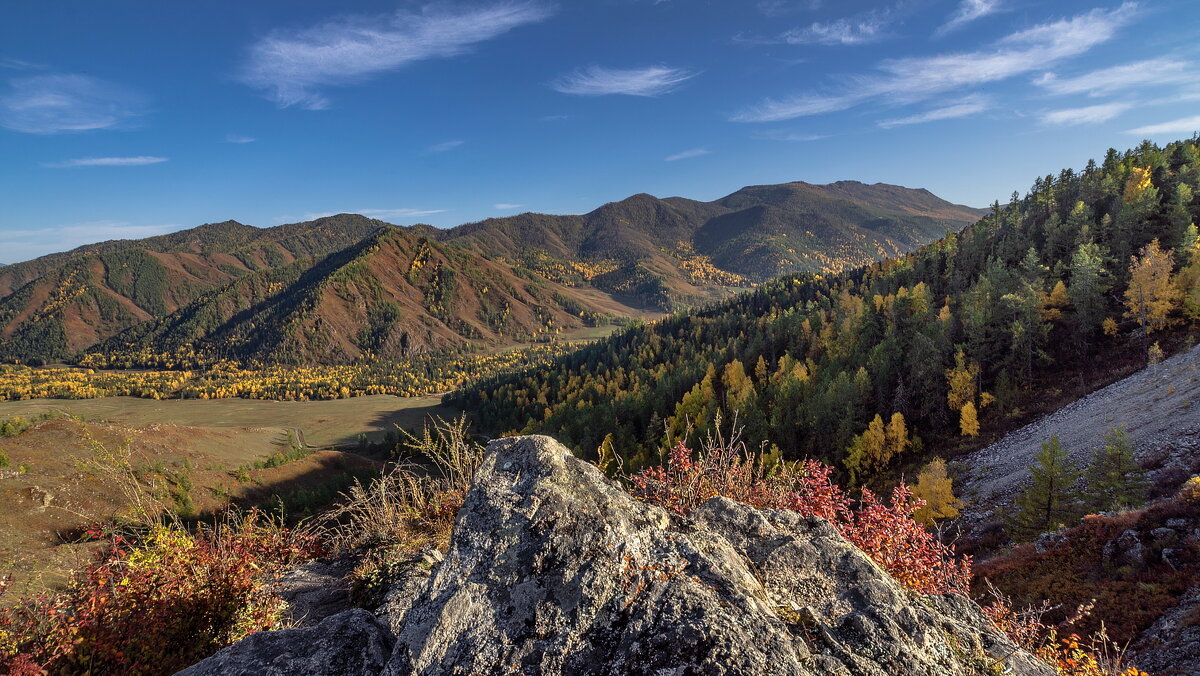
[629,437,971,596]
[0,510,323,675]
[982,592,1148,676]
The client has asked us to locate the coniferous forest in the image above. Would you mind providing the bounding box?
[452,138,1200,479]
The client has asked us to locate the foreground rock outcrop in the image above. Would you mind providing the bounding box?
[181,435,1052,675]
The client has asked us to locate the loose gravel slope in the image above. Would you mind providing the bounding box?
[958,343,1200,522]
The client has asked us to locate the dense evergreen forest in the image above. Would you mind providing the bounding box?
[451,138,1200,478]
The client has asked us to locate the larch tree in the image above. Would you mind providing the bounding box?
[1009,436,1082,540]
[959,401,980,437]
[945,350,979,412]
[1123,239,1181,334]
[912,458,963,526]
[1084,426,1147,513]
[885,412,908,459]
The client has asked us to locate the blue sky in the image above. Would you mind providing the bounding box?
[2,0,1199,263]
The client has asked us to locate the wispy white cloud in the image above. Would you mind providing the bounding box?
[780,13,890,46]
[551,65,696,97]
[428,139,465,152]
[240,2,552,109]
[0,221,180,263]
[42,156,167,168]
[494,203,523,209]
[936,0,1002,37]
[751,130,828,142]
[0,58,44,71]
[224,134,256,143]
[1125,115,1200,136]
[0,74,148,134]
[733,2,1140,123]
[664,148,711,161]
[1040,102,1131,126]
[1035,58,1197,97]
[539,114,570,121]
[757,1,823,17]
[878,95,988,127]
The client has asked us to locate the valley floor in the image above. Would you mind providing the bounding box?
[0,394,458,448]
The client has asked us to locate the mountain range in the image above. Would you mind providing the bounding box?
[0,181,984,365]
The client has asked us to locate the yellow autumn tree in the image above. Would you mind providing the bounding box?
[1123,239,1181,333]
[960,401,980,437]
[1124,166,1153,204]
[885,412,908,458]
[1042,280,1070,322]
[912,458,963,526]
[844,413,887,485]
[945,350,979,412]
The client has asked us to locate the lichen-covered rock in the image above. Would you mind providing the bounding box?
[276,558,356,627]
[180,435,1053,676]
[175,609,394,676]
[1131,586,1200,675]
[389,435,1051,676]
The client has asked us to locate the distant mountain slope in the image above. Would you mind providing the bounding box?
[0,216,385,362]
[0,180,983,364]
[96,227,627,365]
[436,181,985,282]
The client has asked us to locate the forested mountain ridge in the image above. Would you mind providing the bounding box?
[450,138,1200,479]
[0,181,979,365]
[91,226,628,365]
[0,215,386,363]
[436,180,985,283]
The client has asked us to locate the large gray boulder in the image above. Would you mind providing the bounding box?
[181,435,1053,676]
[176,609,394,676]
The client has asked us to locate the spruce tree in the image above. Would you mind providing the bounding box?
[1084,426,1147,513]
[1009,436,1081,540]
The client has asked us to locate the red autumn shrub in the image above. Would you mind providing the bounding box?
[630,439,970,596]
[0,510,323,676]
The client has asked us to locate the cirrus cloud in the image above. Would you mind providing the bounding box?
[551,65,696,97]
[1125,115,1200,136]
[936,0,1003,37]
[664,148,711,161]
[1039,102,1132,126]
[1035,58,1198,97]
[240,2,552,109]
[733,2,1140,123]
[878,96,988,128]
[41,156,168,168]
[0,74,148,134]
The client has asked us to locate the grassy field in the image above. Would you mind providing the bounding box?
[0,395,460,448]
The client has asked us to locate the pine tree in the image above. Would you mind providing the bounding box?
[1084,426,1146,513]
[913,458,962,526]
[1068,241,1111,346]
[1009,436,1081,540]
